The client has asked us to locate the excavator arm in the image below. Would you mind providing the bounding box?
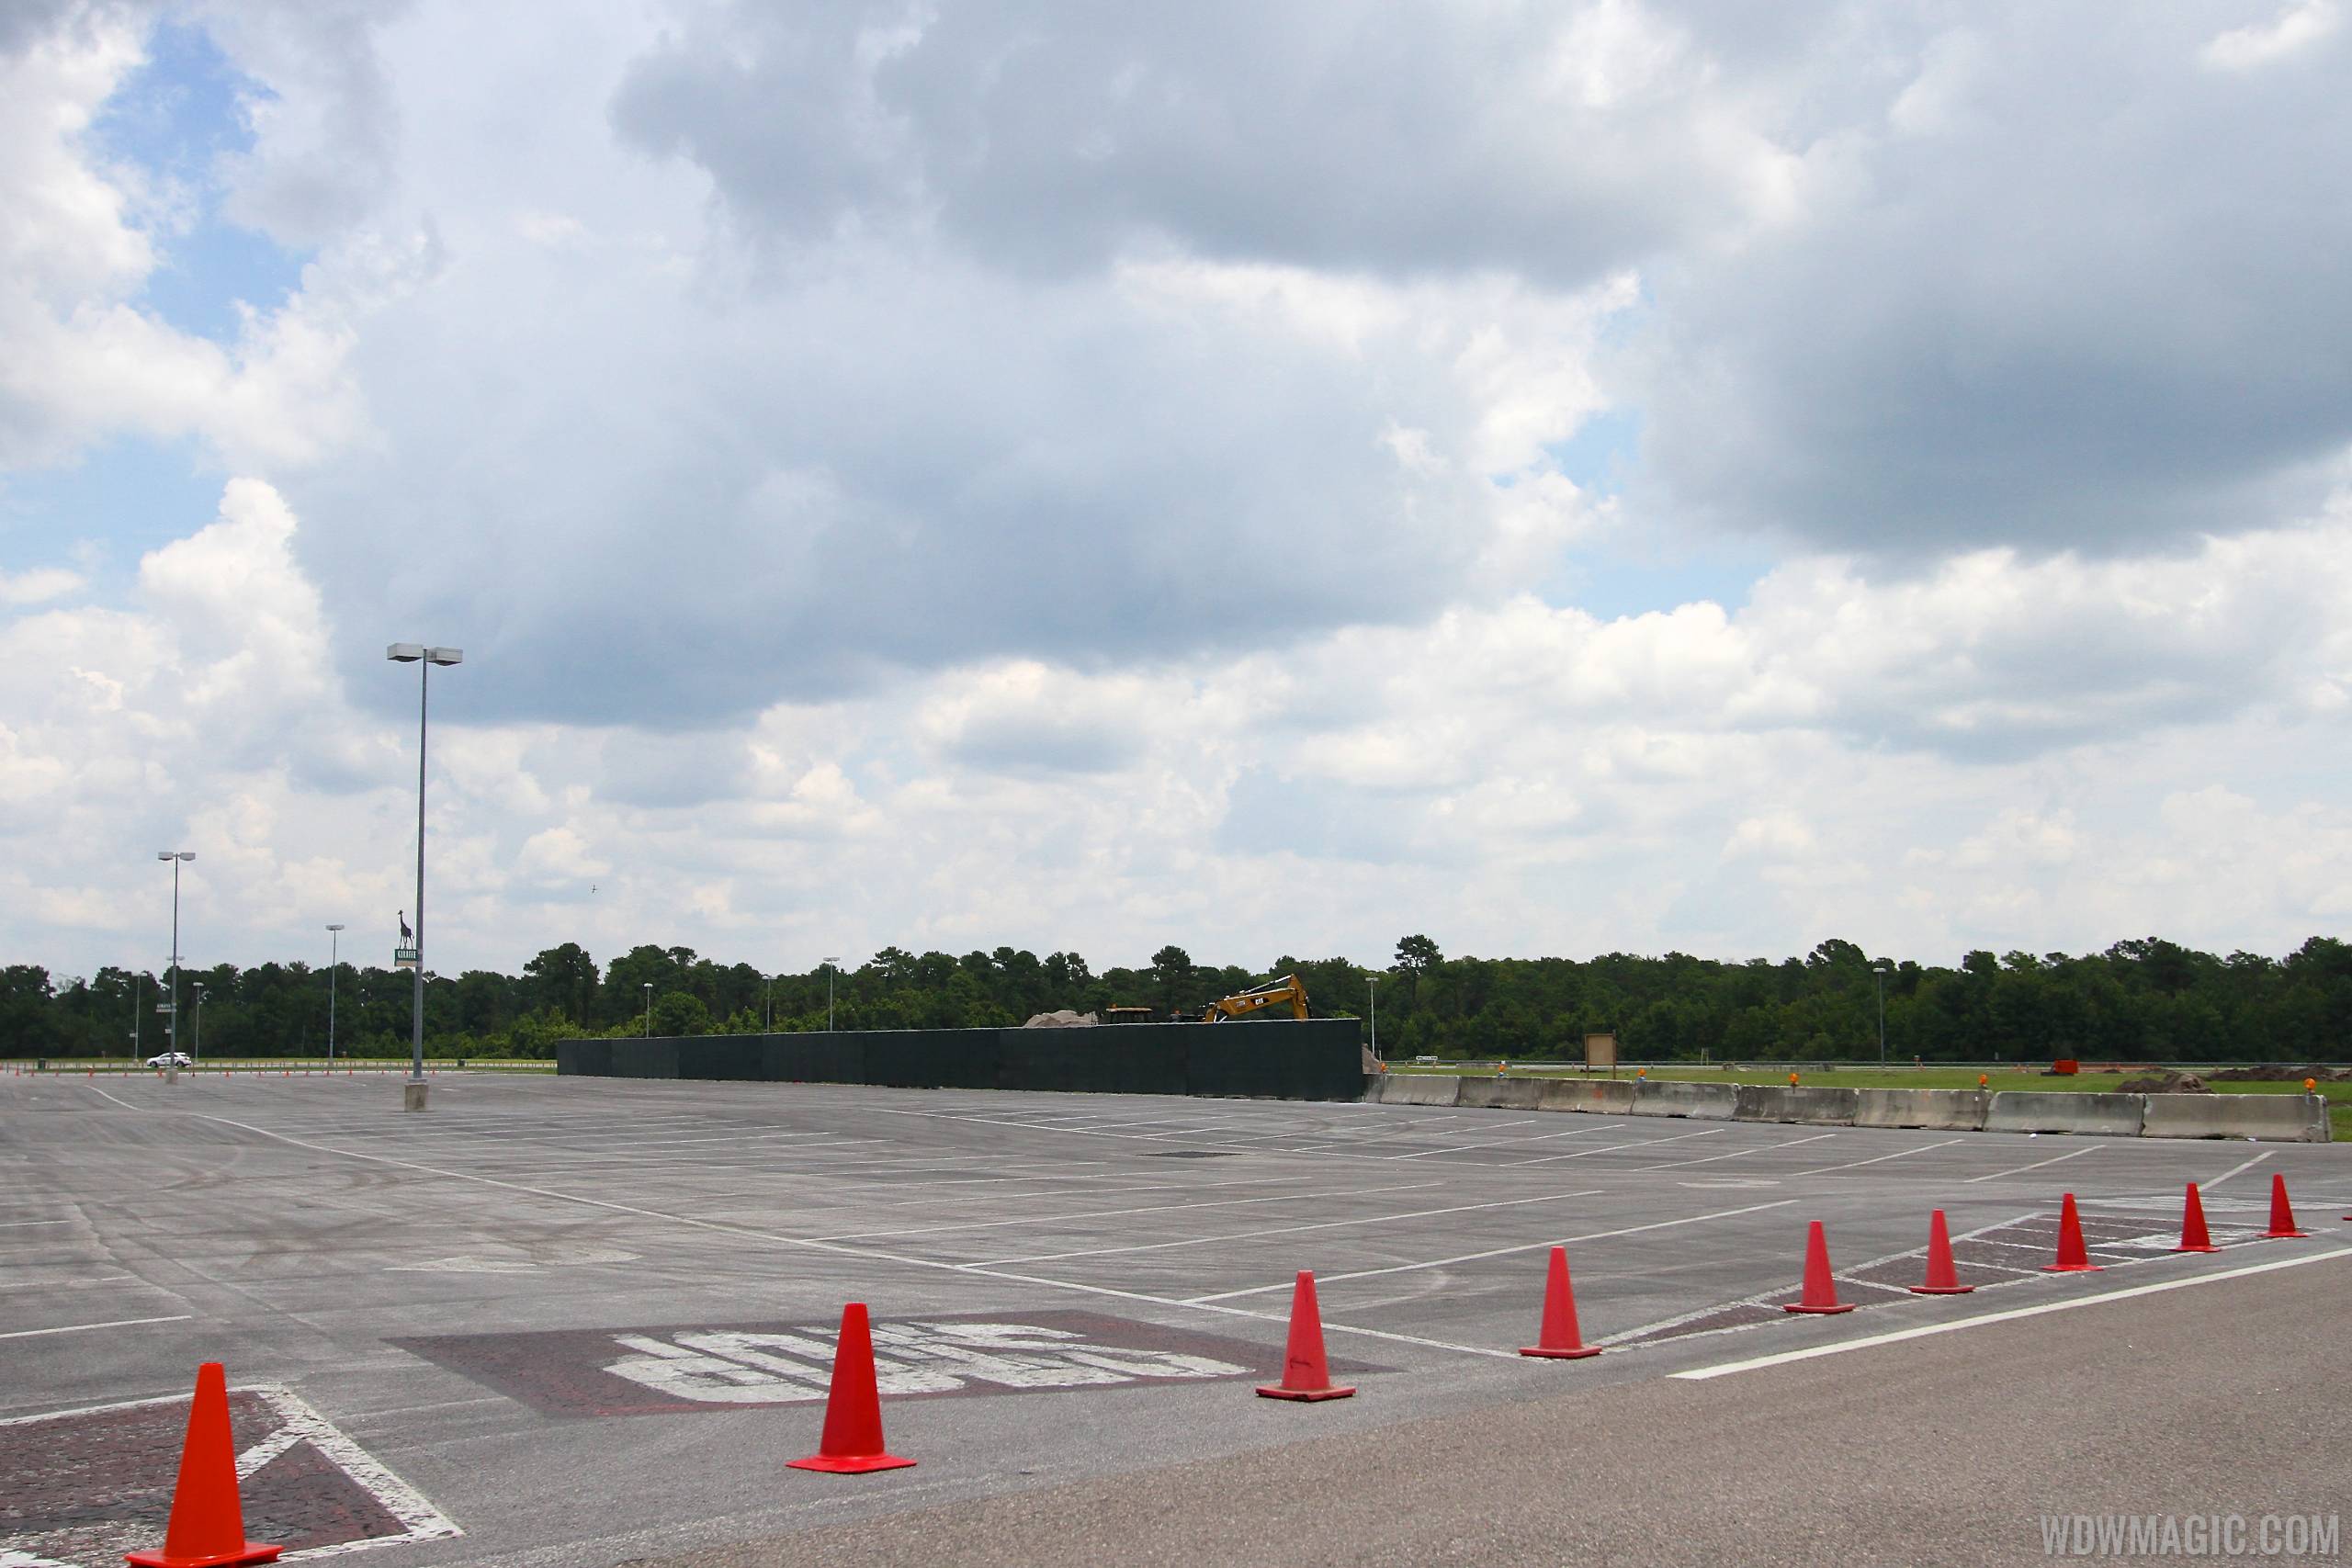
[1202,975,1310,1022]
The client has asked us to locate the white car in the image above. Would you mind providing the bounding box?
[146,1052,192,1068]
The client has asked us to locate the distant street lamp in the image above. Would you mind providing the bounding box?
[326,923,345,1062]
[156,852,194,1059]
[643,981,653,1038]
[190,983,205,1064]
[388,642,462,1107]
[823,956,841,1032]
[1366,972,1381,1061]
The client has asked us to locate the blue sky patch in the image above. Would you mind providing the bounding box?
[89,18,306,343]
[0,434,221,590]
[1545,408,1643,499]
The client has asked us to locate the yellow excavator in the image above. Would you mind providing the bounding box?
[1201,974,1310,1022]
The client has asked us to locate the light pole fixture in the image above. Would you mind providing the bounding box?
[388,642,461,1109]
[326,923,345,1062]
[823,956,841,1032]
[643,982,653,1038]
[156,852,194,1059]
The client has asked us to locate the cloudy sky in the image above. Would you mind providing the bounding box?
[6,0,2351,983]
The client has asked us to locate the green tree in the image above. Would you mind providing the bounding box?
[522,943,598,1023]
[1394,934,1443,973]
[1149,945,1193,1017]
[650,991,712,1036]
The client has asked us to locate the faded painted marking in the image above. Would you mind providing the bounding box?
[605,1321,1250,1405]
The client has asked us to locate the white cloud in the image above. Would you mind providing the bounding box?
[1726,813,1816,861]
[2202,1,2340,70]
[10,478,2352,979]
[0,566,83,605]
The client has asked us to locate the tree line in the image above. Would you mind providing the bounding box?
[3,933,2347,1064]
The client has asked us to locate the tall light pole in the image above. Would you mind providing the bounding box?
[156,852,193,1058]
[325,924,345,1062]
[642,982,652,1037]
[1366,972,1380,1061]
[388,643,461,1110]
[130,972,141,1059]
[190,983,204,1064]
[1874,960,1891,1068]
[823,956,840,1032]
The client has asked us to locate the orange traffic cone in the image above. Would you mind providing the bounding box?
[2045,1192,2102,1272]
[1521,1246,1602,1359]
[1909,1209,1974,1294]
[1258,1270,1356,1400]
[2177,1183,2220,1253]
[2264,1173,2309,1238]
[126,1363,281,1568]
[1783,1221,1856,1314]
[786,1303,914,1473]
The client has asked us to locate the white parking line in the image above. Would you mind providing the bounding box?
[0,1220,70,1228]
[1632,1133,1838,1170]
[1672,1247,2352,1381]
[1387,1122,1628,1160]
[0,1314,191,1340]
[1507,1128,1725,1167]
[862,1104,1574,1168]
[1183,1199,1800,1303]
[1963,1145,2099,1183]
[0,1273,137,1292]
[2202,1151,2273,1188]
[1787,1139,1965,1177]
[804,1179,1447,1244]
[974,1188,1608,1267]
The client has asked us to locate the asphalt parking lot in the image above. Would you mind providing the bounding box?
[5,1070,2348,1565]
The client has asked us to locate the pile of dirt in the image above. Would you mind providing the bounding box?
[1022,1010,1099,1028]
[2203,1064,2352,1082]
[2116,1070,2210,1094]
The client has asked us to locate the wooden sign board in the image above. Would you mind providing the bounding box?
[1583,1032,1618,1075]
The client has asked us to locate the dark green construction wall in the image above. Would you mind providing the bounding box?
[556,1019,1365,1101]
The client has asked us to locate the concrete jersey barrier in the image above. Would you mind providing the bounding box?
[2141,1093,2330,1143]
[1629,1080,1739,1120]
[1851,1089,1990,1131]
[1983,1091,2145,1137]
[1538,1078,1637,1114]
[1457,1077,1546,1110]
[1379,1074,1463,1108]
[1732,1085,1860,1125]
